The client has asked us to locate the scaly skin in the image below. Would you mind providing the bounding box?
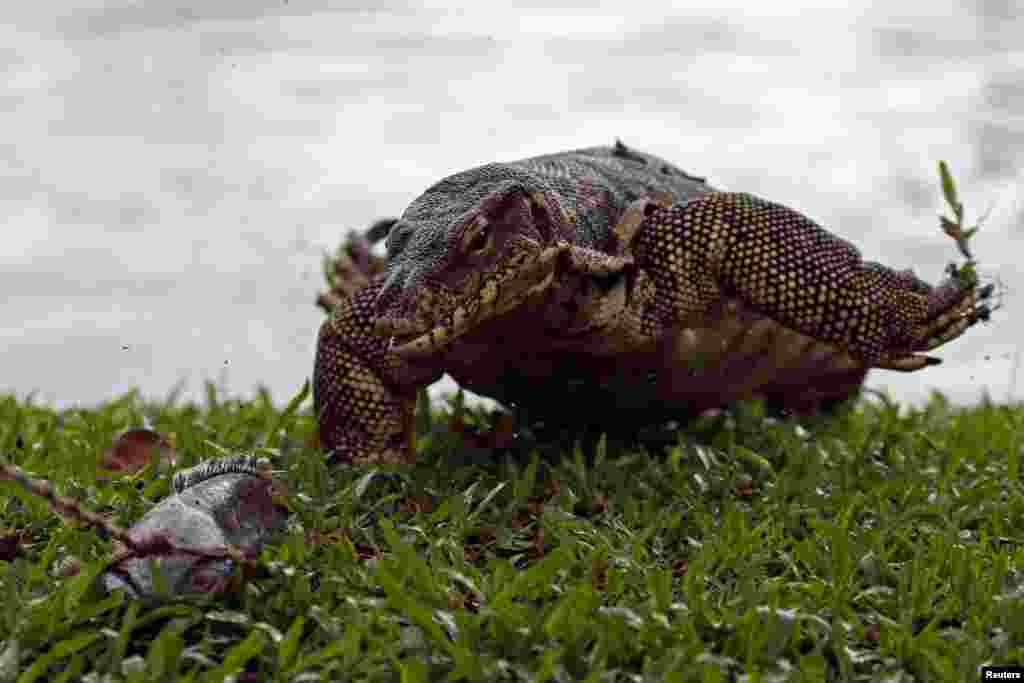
[315,142,992,464]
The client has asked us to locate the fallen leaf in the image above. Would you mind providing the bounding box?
[0,530,23,562]
[99,428,177,478]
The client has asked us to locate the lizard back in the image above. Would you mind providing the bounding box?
[505,140,715,249]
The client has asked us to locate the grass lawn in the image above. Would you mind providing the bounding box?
[1,383,1022,682]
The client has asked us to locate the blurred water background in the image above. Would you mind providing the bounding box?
[2,0,1021,411]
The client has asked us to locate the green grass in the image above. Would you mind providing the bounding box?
[1,385,1023,682]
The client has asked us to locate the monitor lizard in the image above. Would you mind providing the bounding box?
[315,140,993,464]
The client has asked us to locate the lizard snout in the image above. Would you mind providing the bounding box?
[372,267,438,340]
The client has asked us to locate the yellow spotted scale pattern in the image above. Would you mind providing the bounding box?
[315,280,438,464]
[633,193,929,363]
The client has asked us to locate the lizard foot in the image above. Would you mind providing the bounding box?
[316,218,394,314]
[874,280,994,371]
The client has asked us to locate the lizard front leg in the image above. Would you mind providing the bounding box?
[626,192,992,371]
[314,281,441,464]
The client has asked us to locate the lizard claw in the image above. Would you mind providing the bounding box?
[911,279,993,351]
[873,352,942,372]
[874,278,994,372]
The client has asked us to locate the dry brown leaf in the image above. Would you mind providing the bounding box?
[99,428,177,478]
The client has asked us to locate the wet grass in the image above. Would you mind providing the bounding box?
[1,384,1023,681]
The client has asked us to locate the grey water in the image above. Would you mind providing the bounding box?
[1,0,1021,412]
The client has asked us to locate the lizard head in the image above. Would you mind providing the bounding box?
[373,165,570,359]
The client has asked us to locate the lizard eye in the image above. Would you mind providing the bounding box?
[463,221,491,255]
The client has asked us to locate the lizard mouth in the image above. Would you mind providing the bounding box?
[385,242,566,360]
[391,332,418,344]
[374,317,430,350]
[389,331,423,351]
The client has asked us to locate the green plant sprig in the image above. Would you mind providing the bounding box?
[937,160,990,288]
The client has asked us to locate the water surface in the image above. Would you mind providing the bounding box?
[2,0,1020,411]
